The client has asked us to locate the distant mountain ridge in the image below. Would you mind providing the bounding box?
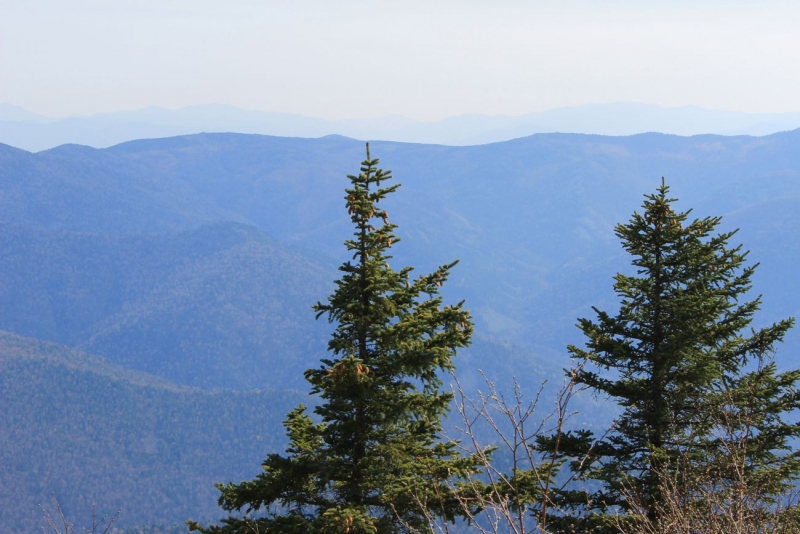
[3,102,800,151]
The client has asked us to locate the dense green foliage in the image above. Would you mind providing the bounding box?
[194,146,480,533]
[538,183,799,533]
[0,330,304,533]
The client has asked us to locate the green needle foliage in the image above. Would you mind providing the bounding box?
[538,180,799,533]
[191,145,479,533]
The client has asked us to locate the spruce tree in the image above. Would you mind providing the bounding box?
[538,181,799,533]
[190,144,478,533]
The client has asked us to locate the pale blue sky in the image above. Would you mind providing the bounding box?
[2,0,799,120]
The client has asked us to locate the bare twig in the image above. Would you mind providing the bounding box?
[39,494,120,534]
[616,363,800,534]
[404,360,592,533]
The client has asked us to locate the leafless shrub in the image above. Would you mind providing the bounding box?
[401,362,594,534]
[616,384,800,534]
[618,468,800,534]
[39,494,120,534]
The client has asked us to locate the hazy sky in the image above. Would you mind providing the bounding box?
[2,1,800,120]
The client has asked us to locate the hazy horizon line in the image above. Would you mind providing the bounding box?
[5,100,800,124]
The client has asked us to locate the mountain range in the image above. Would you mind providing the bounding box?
[4,102,800,152]
[3,131,798,354]
[2,129,799,531]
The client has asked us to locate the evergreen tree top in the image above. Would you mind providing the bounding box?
[540,180,798,534]
[194,143,479,534]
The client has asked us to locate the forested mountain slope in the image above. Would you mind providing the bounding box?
[0,330,306,533]
[0,221,567,394]
[0,221,331,389]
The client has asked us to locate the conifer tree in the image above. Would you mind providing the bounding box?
[538,181,799,533]
[190,145,478,533]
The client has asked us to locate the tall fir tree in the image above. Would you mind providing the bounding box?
[190,144,478,533]
[537,181,799,533]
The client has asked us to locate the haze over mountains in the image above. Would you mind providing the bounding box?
[2,129,799,531]
[4,102,800,152]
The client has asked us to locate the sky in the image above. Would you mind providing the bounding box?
[2,0,800,121]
